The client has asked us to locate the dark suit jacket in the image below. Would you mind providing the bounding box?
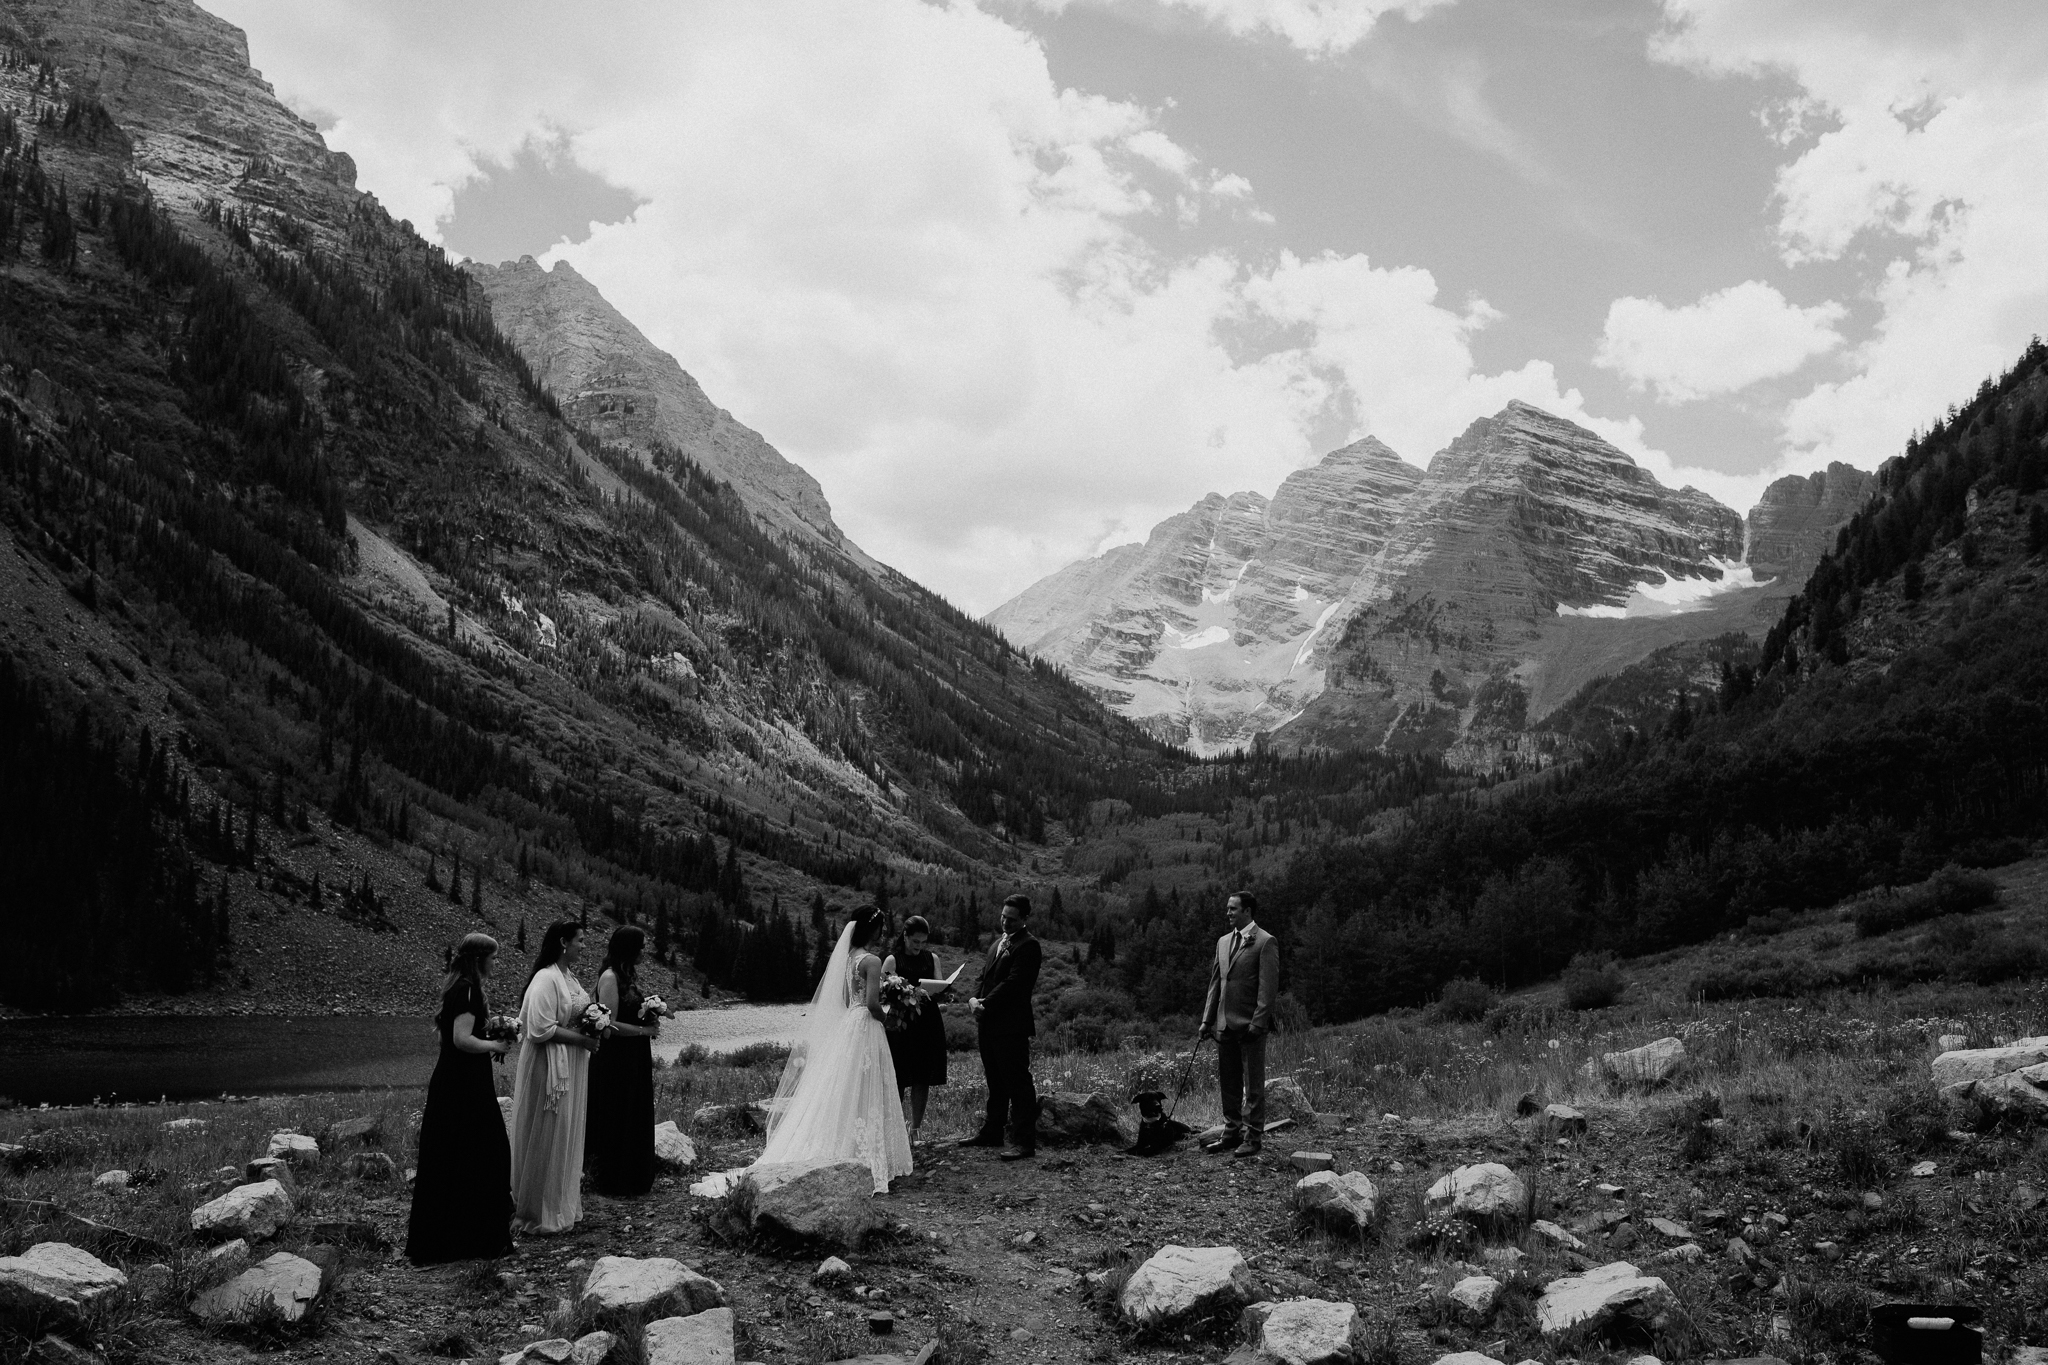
[974,929,1041,1038]
[1200,923,1278,1034]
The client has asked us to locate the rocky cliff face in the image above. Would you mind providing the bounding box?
[993,403,1870,764]
[465,257,849,551]
[1745,462,1873,585]
[2,0,361,242]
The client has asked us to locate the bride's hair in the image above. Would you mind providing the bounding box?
[848,904,885,949]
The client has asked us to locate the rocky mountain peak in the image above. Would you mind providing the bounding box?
[1745,461,1874,583]
[465,255,848,551]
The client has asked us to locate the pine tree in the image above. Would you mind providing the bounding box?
[448,852,462,904]
[470,867,482,918]
[517,918,528,952]
[309,873,322,911]
[426,854,441,892]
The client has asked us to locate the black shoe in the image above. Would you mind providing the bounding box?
[998,1147,1035,1162]
[1231,1143,1263,1160]
[1202,1133,1242,1154]
[954,1134,1004,1148]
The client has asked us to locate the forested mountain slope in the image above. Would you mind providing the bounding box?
[0,1,1168,1011]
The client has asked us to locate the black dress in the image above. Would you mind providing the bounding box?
[585,974,655,1197]
[886,949,948,1087]
[405,980,514,1264]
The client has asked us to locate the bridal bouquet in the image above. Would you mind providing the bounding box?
[877,974,923,1033]
[574,1002,614,1037]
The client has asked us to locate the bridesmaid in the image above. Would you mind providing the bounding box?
[586,926,666,1197]
[882,914,949,1145]
[405,933,514,1264]
[509,919,601,1233]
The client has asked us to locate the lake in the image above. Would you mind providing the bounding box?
[0,1003,810,1106]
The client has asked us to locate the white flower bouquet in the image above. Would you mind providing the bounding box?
[574,1002,614,1038]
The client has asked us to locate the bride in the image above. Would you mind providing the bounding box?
[755,905,913,1194]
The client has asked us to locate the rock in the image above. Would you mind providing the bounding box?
[1936,1034,1970,1052]
[1625,1356,1661,1365]
[0,1243,127,1330]
[92,1170,129,1192]
[265,1131,321,1168]
[692,1102,768,1134]
[1648,1244,1704,1266]
[201,1239,251,1275]
[1571,1208,1631,1236]
[1595,1183,1627,1199]
[1533,1220,1587,1252]
[1931,1037,2048,1088]
[1449,1275,1504,1322]
[324,1114,383,1146]
[27,1336,103,1365]
[1608,1223,1640,1251]
[1431,1354,1506,1365]
[1034,1092,1131,1146]
[2009,1350,2048,1365]
[1424,1163,1528,1226]
[1261,1298,1360,1364]
[570,1332,619,1365]
[1516,1092,1542,1117]
[499,1342,575,1365]
[644,1307,735,1365]
[1949,1062,2048,1119]
[1910,1160,1937,1178]
[348,1151,399,1182]
[162,1117,209,1133]
[743,1162,885,1248]
[1535,1262,1676,1337]
[192,1252,323,1325]
[1813,1241,1841,1263]
[244,1156,295,1188]
[1646,1217,1694,1240]
[1482,1247,1527,1273]
[1295,1170,1380,1234]
[129,1263,173,1300]
[653,1122,696,1168]
[1726,1238,1761,1270]
[1602,1039,1687,1088]
[814,1256,854,1286]
[578,1256,726,1323]
[1264,1077,1318,1124]
[1119,1245,1259,1327]
[1861,1192,1884,1211]
[1540,1104,1587,1138]
[2013,1183,2045,1212]
[1291,1152,1335,1173]
[192,1179,294,1241]
[300,1244,344,1294]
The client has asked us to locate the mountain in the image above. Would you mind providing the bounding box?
[464,256,849,552]
[0,0,1166,1012]
[991,401,1865,764]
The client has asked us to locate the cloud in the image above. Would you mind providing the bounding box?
[1652,0,2048,471]
[1595,281,1845,403]
[1023,0,1456,55]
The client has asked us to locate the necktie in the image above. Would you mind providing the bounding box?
[1230,930,1241,958]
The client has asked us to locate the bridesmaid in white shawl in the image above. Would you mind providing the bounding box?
[510,920,602,1233]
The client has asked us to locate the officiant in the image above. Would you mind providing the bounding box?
[958,893,1041,1161]
[882,915,950,1146]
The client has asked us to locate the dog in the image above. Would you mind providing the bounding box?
[1125,1088,1192,1157]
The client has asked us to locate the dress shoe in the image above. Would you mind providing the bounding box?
[1202,1133,1242,1154]
[1231,1143,1263,1160]
[953,1134,1004,1148]
[998,1147,1035,1162]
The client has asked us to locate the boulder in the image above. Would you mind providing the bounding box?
[1602,1038,1688,1088]
[570,1332,619,1365]
[692,1101,769,1134]
[652,1122,696,1168]
[1533,1220,1588,1252]
[814,1256,854,1286]
[1119,1245,1259,1327]
[1261,1298,1359,1364]
[1540,1104,1587,1138]
[1264,1077,1318,1124]
[191,1180,294,1241]
[1448,1275,1503,1322]
[578,1256,726,1323]
[323,1113,383,1146]
[1290,1152,1335,1173]
[744,1161,885,1248]
[92,1170,129,1193]
[1930,1037,2048,1088]
[191,1251,323,1325]
[1295,1171,1380,1234]
[499,1342,575,1365]
[265,1131,321,1168]
[348,1151,399,1182]
[27,1336,103,1365]
[245,1156,296,1188]
[644,1307,735,1365]
[299,1244,344,1295]
[1535,1261,1676,1338]
[1942,1061,2048,1119]
[1035,1092,1131,1146]
[1424,1163,1527,1226]
[0,1243,128,1330]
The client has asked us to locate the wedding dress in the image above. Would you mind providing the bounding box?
[754,922,913,1194]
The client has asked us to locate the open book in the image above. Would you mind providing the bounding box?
[918,963,965,998]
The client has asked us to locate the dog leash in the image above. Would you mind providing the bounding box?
[1162,1032,1207,1124]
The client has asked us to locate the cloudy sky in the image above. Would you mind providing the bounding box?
[207,0,2048,614]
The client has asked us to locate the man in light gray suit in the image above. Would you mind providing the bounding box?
[1198,890,1279,1158]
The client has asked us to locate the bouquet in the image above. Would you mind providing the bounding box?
[574,1002,614,1038]
[877,974,924,1033]
[480,1014,522,1064]
[640,995,669,1025]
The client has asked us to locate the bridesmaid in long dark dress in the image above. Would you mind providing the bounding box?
[406,933,515,1264]
[586,926,665,1196]
[883,915,950,1145]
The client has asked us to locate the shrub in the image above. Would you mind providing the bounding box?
[1561,952,1625,1010]
[1951,835,2032,868]
[1853,865,1999,937]
[1432,977,1494,1023]
[1690,960,1843,1001]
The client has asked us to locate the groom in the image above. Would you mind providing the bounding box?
[1200,890,1278,1158]
[959,894,1041,1162]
